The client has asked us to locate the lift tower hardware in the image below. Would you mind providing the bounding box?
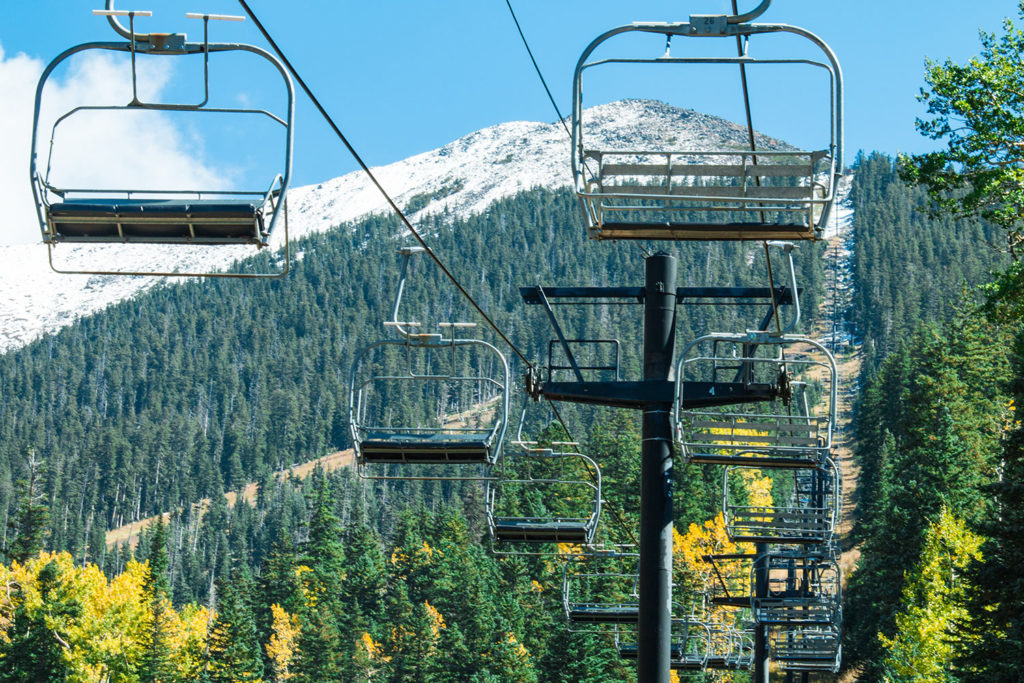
[521,258,801,683]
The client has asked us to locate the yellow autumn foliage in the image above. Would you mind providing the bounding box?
[166,602,213,681]
[424,601,446,638]
[505,631,530,660]
[0,551,218,683]
[266,603,301,681]
[735,468,773,509]
[878,508,984,681]
[358,631,386,661]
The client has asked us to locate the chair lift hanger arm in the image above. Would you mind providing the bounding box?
[728,0,772,24]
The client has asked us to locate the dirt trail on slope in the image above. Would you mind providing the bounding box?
[105,448,355,550]
[813,180,863,581]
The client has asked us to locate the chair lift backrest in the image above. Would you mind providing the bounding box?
[570,14,843,241]
[29,5,295,277]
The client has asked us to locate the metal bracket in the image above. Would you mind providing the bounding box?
[144,33,187,53]
[536,285,585,383]
[689,15,729,35]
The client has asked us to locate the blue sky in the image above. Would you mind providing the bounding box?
[0,1,1018,242]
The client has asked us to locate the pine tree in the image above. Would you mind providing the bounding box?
[5,449,50,564]
[254,533,304,673]
[142,517,173,683]
[0,560,78,683]
[954,348,1024,679]
[291,476,349,682]
[207,564,265,682]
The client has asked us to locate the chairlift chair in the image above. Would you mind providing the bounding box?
[486,445,601,545]
[571,13,843,241]
[723,458,840,544]
[772,625,841,673]
[561,549,641,625]
[29,4,294,277]
[615,618,711,670]
[703,622,754,670]
[674,333,837,468]
[752,551,841,625]
[702,553,754,609]
[349,247,510,475]
[349,329,510,470]
[725,628,755,670]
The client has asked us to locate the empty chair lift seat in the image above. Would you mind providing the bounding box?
[619,645,706,670]
[581,150,833,241]
[617,644,684,660]
[680,412,828,467]
[754,596,838,625]
[358,431,494,464]
[725,506,834,544]
[491,518,593,543]
[44,197,270,245]
[773,627,841,672]
[565,601,639,624]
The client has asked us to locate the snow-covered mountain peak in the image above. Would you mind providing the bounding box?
[0,99,817,354]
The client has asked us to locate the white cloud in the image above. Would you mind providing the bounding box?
[0,42,228,246]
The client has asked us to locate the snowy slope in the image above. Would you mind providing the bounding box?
[0,99,826,353]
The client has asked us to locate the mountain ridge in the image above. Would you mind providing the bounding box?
[0,98,796,354]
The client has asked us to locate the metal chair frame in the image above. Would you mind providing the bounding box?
[562,549,642,628]
[752,551,841,625]
[571,20,843,241]
[674,333,837,468]
[772,625,841,673]
[723,458,840,544]
[486,444,602,549]
[349,332,510,479]
[349,247,510,480]
[615,617,712,670]
[30,6,295,277]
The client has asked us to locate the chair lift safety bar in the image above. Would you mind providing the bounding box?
[571,19,843,241]
[29,6,295,277]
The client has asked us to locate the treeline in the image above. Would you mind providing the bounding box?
[0,413,757,682]
[0,185,822,567]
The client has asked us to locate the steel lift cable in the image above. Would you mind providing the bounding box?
[728,0,785,338]
[236,0,531,368]
[503,0,571,140]
[503,1,655,254]
[236,0,642,548]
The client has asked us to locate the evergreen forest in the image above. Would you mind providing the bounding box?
[3,15,1024,677]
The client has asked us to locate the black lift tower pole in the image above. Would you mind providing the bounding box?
[638,252,677,683]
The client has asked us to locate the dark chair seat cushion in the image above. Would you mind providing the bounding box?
[360,432,491,464]
[47,198,265,244]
